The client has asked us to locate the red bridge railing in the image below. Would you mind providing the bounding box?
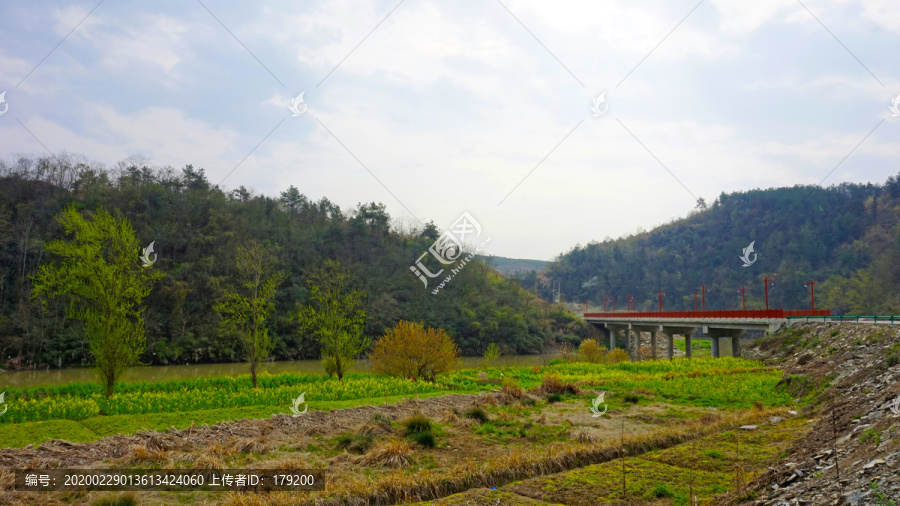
[583,309,831,319]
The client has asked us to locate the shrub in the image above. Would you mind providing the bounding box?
[369,321,460,381]
[501,382,526,399]
[464,407,490,423]
[483,342,501,368]
[649,485,673,498]
[577,338,607,363]
[540,374,580,395]
[411,430,436,448]
[623,394,640,404]
[887,355,899,367]
[547,394,563,403]
[401,412,433,435]
[607,348,629,364]
[335,433,374,454]
[92,493,139,506]
[322,355,338,378]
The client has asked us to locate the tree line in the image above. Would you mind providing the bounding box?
[0,155,595,370]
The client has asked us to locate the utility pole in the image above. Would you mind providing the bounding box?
[737,286,745,311]
[658,290,664,312]
[804,280,815,310]
[701,285,709,311]
[764,277,774,311]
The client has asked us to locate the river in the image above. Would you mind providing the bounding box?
[0,354,558,389]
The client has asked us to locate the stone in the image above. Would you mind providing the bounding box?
[862,459,884,470]
[770,416,785,424]
[740,425,758,430]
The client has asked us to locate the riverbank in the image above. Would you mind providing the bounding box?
[0,354,557,389]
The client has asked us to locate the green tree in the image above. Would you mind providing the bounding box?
[214,241,286,388]
[299,260,368,381]
[32,205,163,398]
[483,342,501,368]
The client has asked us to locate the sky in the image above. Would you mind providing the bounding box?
[0,0,898,261]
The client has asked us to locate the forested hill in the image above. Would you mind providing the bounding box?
[531,174,900,315]
[0,156,593,369]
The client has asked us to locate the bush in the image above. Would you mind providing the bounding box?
[623,394,640,404]
[649,485,673,498]
[577,338,607,363]
[335,433,374,454]
[411,430,436,448]
[401,412,433,435]
[465,407,490,423]
[483,342,501,368]
[887,355,899,367]
[547,394,563,403]
[92,493,139,506]
[369,321,460,381]
[322,355,338,378]
[607,348,629,364]
[540,374,580,395]
[501,382,526,399]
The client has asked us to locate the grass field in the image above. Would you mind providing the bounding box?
[1,357,791,450]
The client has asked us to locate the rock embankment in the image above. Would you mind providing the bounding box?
[736,323,900,505]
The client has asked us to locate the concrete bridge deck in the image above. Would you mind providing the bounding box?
[583,309,830,360]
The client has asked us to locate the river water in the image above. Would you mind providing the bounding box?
[0,354,557,389]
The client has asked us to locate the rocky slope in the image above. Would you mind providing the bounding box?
[733,322,900,505]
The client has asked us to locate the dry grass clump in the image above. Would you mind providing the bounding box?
[501,382,526,399]
[539,374,580,395]
[361,440,414,468]
[568,429,598,443]
[92,492,139,506]
[227,435,271,455]
[193,443,237,469]
[247,455,309,470]
[117,444,168,464]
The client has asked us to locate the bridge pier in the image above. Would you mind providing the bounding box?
[651,332,658,360]
[705,328,745,358]
[667,333,674,359]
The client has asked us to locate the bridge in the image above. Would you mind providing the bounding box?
[582,309,831,359]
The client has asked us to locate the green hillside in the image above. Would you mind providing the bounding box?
[535,175,900,314]
[0,156,594,369]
